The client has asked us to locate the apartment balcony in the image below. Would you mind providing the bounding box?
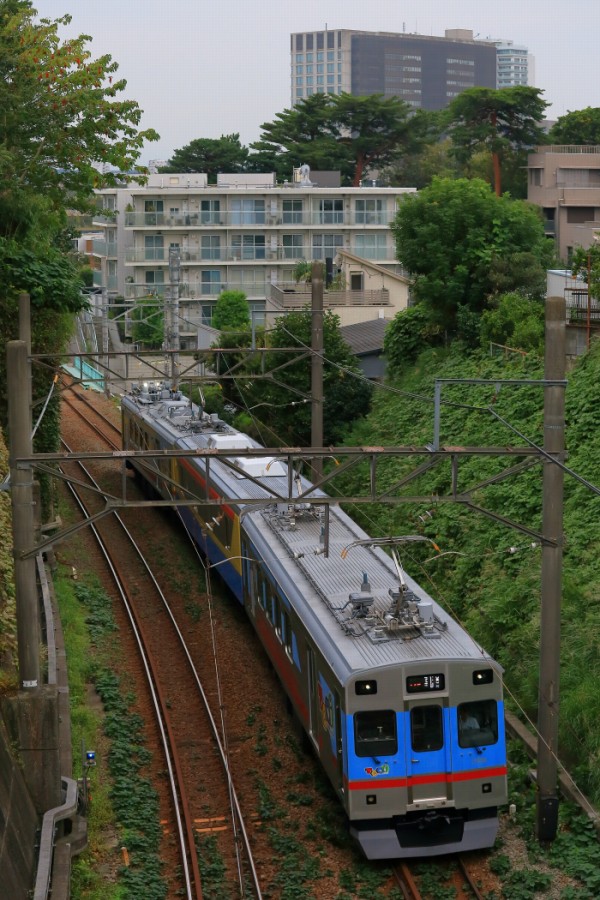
[270,283,390,309]
[124,280,267,301]
[125,246,309,264]
[92,271,118,291]
[92,239,118,257]
[92,214,116,226]
[123,210,393,228]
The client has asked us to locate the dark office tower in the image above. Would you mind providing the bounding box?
[290,28,499,110]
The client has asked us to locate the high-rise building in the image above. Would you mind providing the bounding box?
[493,40,533,88]
[290,28,497,109]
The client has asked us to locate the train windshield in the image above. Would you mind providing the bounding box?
[354,710,397,758]
[457,700,499,748]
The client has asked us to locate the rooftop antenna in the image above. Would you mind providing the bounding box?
[402,21,405,32]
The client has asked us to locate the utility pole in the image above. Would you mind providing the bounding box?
[536,295,566,841]
[168,247,181,390]
[101,286,110,397]
[311,260,324,480]
[7,340,40,689]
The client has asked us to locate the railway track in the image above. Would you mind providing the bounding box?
[59,419,262,898]
[393,856,486,899]
[61,375,121,448]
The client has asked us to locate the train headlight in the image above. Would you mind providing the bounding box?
[355,680,377,696]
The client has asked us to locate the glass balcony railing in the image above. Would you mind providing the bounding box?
[92,239,118,257]
[125,245,310,263]
[123,209,391,228]
[123,281,267,300]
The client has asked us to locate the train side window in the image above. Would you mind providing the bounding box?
[458,700,498,748]
[258,574,267,609]
[410,706,443,752]
[273,596,281,636]
[282,608,292,656]
[354,710,397,758]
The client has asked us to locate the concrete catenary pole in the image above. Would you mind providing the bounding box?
[536,295,566,841]
[7,340,40,689]
[311,261,324,480]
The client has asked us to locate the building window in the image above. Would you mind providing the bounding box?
[144,270,165,289]
[354,233,389,260]
[306,76,313,86]
[201,235,221,260]
[282,234,304,259]
[296,76,303,86]
[230,198,265,225]
[231,234,265,260]
[317,51,324,61]
[317,32,324,50]
[306,64,313,74]
[327,31,334,49]
[317,63,324,74]
[200,270,221,295]
[200,200,220,225]
[529,169,542,187]
[296,89,303,98]
[229,267,267,294]
[327,51,334,62]
[315,198,344,224]
[317,75,324,85]
[566,207,596,224]
[296,65,303,74]
[355,198,387,224]
[144,234,164,261]
[312,233,343,258]
[282,198,303,224]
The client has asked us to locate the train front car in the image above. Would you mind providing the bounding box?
[345,647,507,859]
[244,500,508,860]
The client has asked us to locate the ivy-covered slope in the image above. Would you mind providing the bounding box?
[338,342,600,802]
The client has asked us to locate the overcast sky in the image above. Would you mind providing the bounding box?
[34,0,599,164]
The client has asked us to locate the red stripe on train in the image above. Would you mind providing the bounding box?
[348,766,507,791]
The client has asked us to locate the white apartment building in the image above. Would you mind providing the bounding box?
[493,40,533,88]
[91,172,415,347]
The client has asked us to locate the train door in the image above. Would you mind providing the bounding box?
[334,692,344,793]
[306,646,318,749]
[404,701,451,804]
[241,541,258,617]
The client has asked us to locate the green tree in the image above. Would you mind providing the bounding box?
[446,86,548,196]
[130,296,164,348]
[479,291,545,354]
[160,134,249,183]
[211,290,250,331]
[0,0,158,233]
[242,310,373,445]
[548,107,600,145]
[571,242,600,301]
[251,92,421,187]
[390,177,553,340]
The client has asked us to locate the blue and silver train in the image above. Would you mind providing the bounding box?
[122,383,507,859]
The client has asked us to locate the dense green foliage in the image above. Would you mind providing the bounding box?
[570,242,600,301]
[390,178,553,340]
[480,291,545,354]
[0,0,158,458]
[211,289,251,331]
[216,310,373,446]
[251,92,426,186]
[130,296,164,348]
[337,340,600,803]
[0,0,157,227]
[548,106,600,145]
[445,86,548,196]
[160,133,248,182]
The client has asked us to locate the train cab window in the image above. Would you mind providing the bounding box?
[410,706,443,752]
[458,700,498,748]
[354,710,397,758]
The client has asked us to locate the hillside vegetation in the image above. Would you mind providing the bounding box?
[337,341,600,804]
